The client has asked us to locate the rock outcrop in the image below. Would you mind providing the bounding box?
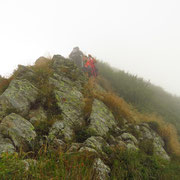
[0,54,171,179]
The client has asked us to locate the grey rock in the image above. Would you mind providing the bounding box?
[153,137,170,161]
[0,113,36,151]
[79,146,98,154]
[138,123,170,160]
[120,133,138,145]
[93,158,110,180]
[0,79,38,116]
[67,143,82,152]
[0,134,15,154]
[127,143,139,151]
[84,136,108,153]
[29,106,47,125]
[49,121,74,142]
[48,73,85,142]
[51,138,66,150]
[14,65,35,80]
[87,99,117,136]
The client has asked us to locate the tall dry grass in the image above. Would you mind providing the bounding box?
[82,78,96,119]
[93,88,180,156]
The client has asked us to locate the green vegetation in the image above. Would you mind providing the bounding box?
[0,150,95,180]
[1,148,180,180]
[109,149,180,180]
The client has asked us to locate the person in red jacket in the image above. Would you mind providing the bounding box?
[84,54,98,77]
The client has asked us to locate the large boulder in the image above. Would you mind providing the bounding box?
[48,70,85,142]
[0,79,38,117]
[0,113,36,151]
[48,56,87,143]
[87,99,117,136]
[52,55,87,87]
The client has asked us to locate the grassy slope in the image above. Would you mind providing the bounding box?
[96,61,180,136]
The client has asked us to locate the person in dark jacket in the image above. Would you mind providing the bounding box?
[69,47,84,68]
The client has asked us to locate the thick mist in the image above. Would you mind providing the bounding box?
[0,0,180,95]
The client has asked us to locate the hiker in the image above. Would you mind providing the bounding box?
[84,54,98,77]
[69,47,84,68]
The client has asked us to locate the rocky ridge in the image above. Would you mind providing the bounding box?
[0,55,170,179]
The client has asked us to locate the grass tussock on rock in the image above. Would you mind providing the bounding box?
[93,89,180,157]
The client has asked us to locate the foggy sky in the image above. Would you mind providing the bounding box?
[0,0,180,96]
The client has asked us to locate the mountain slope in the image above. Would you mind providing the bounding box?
[97,61,180,136]
[0,55,180,179]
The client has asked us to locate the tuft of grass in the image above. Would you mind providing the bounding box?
[0,76,13,95]
[94,91,136,126]
[82,78,96,120]
[96,76,113,92]
[29,58,62,136]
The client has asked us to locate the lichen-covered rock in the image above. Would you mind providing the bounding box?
[0,79,38,117]
[0,134,15,154]
[127,143,139,151]
[87,99,117,136]
[14,65,35,80]
[67,143,82,152]
[153,137,170,161]
[49,121,74,142]
[120,133,138,145]
[79,146,98,154]
[93,158,110,180]
[29,106,47,125]
[48,70,85,142]
[0,113,36,151]
[84,136,108,153]
[137,123,170,160]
